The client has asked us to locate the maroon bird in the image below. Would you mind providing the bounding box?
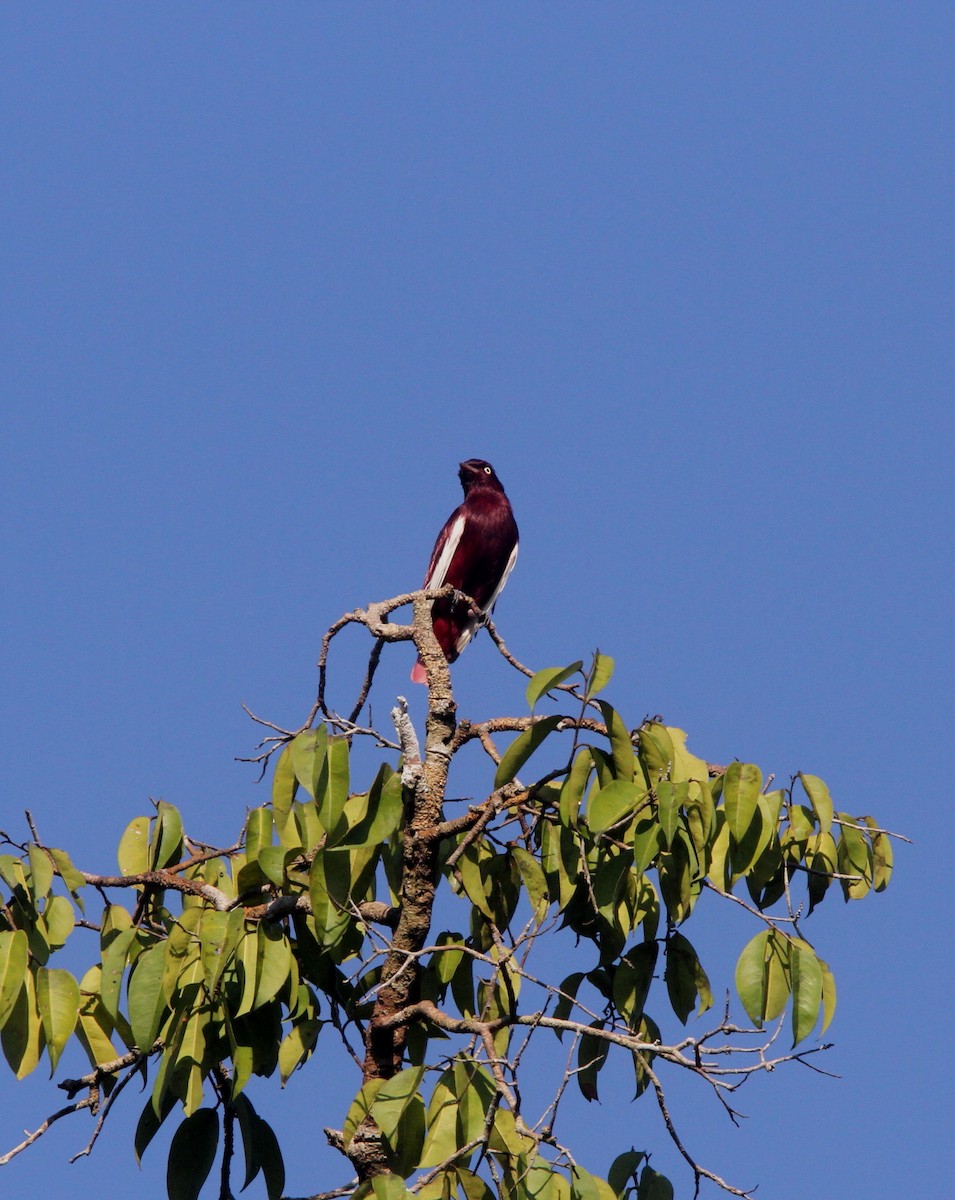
[411,459,519,684]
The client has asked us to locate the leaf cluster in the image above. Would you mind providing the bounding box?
[0,645,897,1200]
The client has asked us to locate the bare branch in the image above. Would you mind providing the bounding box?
[68,1058,142,1162]
[58,1042,163,1099]
[0,1097,96,1166]
[71,868,234,911]
[640,1052,754,1199]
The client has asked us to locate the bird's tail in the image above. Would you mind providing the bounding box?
[410,659,428,685]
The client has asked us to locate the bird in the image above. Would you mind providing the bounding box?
[411,459,519,684]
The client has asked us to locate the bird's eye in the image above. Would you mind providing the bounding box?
[483,466,491,474]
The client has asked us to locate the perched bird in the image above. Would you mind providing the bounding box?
[411,459,519,684]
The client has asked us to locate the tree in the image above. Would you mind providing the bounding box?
[0,589,898,1199]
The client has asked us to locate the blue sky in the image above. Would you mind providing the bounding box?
[1,5,951,1197]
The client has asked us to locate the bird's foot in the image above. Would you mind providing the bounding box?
[451,588,481,617]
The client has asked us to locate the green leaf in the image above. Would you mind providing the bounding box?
[494,716,563,789]
[540,822,579,914]
[174,962,209,1073]
[808,830,838,913]
[233,931,259,1019]
[510,847,550,922]
[254,924,292,1011]
[612,943,658,1026]
[632,814,661,877]
[763,932,791,1021]
[637,1166,673,1200]
[526,661,583,710]
[370,1064,427,1141]
[735,930,770,1026]
[706,810,731,892]
[596,701,634,781]
[431,933,465,987]
[290,725,328,800]
[631,1015,660,1099]
[866,818,893,892]
[47,847,86,911]
[685,782,716,862]
[637,724,674,780]
[456,1168,497,1200]
[278,1017,320,1084]
[36,966,79,1074]
[372,1177,409,1200]
[309,847,355,947]
[0,855,28,896]
[135,1089,177,1163]
[319,735,350,841]
[258,846,288,888]
[790,939,823,1046]
[27,843,54,901]
[1,966,44,1078]
[737,929,792,1026]
[342,1079,383,1150]
[730,791,773,879]
[489,1106,531,1158]
[252,1113,285,1199]
[245,807,274,865]
[166,1108,219,1200]
[820,959,837,1034]
[553,972,585,1036]
[664,932,711,1024]
[787,803,816,845]
[608,1150,646,1197]
[128,943,168,1051]
[205,907,245,997]
[43,895,76,949]
[118,816,150,876]
[667,727,710,785]
[837,816,872,899]
[348,765,403,847]
[799,773,833,835]
[585,651,615,699]
[75,967,119,1068]
[657,830,696,924]
[150,802,184,871]
[559,747,593,828]
[576,1022,609,1102]
[100,927,137,1021]
[654,781,686,849]
[271,743,298,835]
[571,1164,616,1200]
[420,1072,458,1166]
[589,779,644,835]
[230,1093,260,1187]
[0,930,29,1029]
[453,1057,496,1145]
[722,762,762,843]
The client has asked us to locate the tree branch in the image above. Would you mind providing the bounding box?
[0,1098,96,1166]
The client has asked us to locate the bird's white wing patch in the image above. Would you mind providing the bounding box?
[424,513,466,590]
[453,539,519,656]
[484,540,519,614]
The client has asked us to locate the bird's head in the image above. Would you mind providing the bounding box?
[459,459,503,493]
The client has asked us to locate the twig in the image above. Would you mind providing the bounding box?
[0,1097,96,1166]
[69,1058,141,1162]
[348,636,385,725]
[58,1043,163,1098]
[72,869,233,912]
[831,815,913,843]
[220,1098,236,1200]
[640,1052,754,1199]
[285,1185,359,1200]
